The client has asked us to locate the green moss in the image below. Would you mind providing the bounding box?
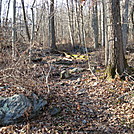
[105,65,116,79]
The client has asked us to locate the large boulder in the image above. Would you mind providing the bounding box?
[0,93,47,126]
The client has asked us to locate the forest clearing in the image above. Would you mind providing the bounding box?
[0,0,134,133]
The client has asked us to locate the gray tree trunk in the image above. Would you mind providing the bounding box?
[111,0,126,75]
[31,0,36,42]
[80,6,85,46]
[130,5,134,41]
[105,0,111,66]
[21,0,30,42]
[122,0,129,53]
[12,0,16,60]
[106,0,127,78]
[50,0,57,50]
[92,2,99,48]
[0,0,2,51]
[101,0,105,47]
[0,0,2,26]
[66,0,74,47]
[5,0,11,25]
[75,1,81,44]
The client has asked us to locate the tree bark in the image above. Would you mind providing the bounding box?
[101,0,105,47]
[75,1,81,44]
[31,0,36,42]
[0,0,2,51]
[122,0,129,53]
[130,5,134,41]
[106,0,127,78]
[66,0,75,47]
[5,0,11,25]
[92,2,99,48]
[49,0,57,50]
[0,0,2,26]
[80,6,85,46]
[104,0,110,66]
[21,0,30,42]
[12,0,16,59]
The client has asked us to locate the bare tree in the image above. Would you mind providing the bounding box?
[31,0,36,42]
[92,1,99,48]
[80,6,86,46]
[75,1,81,44]
[12,0,16,59]
[130,5,134,41]
[0,0,2,26]
[66,0,75,47]
[104,0,111,66]
[101,0,105,47]
[5,0,11,25]
[21,0,30,41]
[0,0,2,51]
[122,0,129,53]
[105,0,127,78]
[49,0,57,50]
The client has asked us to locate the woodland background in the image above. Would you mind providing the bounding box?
[0,0,134,133]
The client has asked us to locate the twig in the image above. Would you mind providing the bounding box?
[84,32,97,78]
[124,71,134,81]
[46,61,52,94]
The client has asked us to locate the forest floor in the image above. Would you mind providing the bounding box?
[0,43,134,134]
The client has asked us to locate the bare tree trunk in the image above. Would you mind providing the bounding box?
[21,0,30,42]
[80,6,85,46]
[98,3,101,43]
[28,0,36,62]
[31,0,36,42]
[130,5,134,41]
[122,0,129,53]
[101,0,105,47]
[112,0,126,75]
[75,2,81,44]
[66,0,74,47]
[0,0,2,51]
[87,6,92,38]
[5,0,11,25]
[106,0,127,78]
[12,0,16,60]
[50,0,57,50]
[105,0,110,66]
[0,0,2,26]
[42,3,46,47]
[92,2,99,48]
[71,0,75,44]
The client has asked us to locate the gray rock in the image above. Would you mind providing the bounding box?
[53,59,73,65]
[60,70,71,79]
[82,120,87,124]
[49,107,61,116]
[0,93,47,126]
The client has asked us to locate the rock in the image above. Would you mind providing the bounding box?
[49,107,61,116]
[0,93,47,126]
[60,67,86,79]
[76,89,87,95]
[93,82,98,86]
[117,93,129,103]
[30,93,47,114]
[0,86,10,90]
[82,120,87,124]
[60,70,71,79]
[53,59,73,65]
[69,67,85,73]
[31,57,42,63]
